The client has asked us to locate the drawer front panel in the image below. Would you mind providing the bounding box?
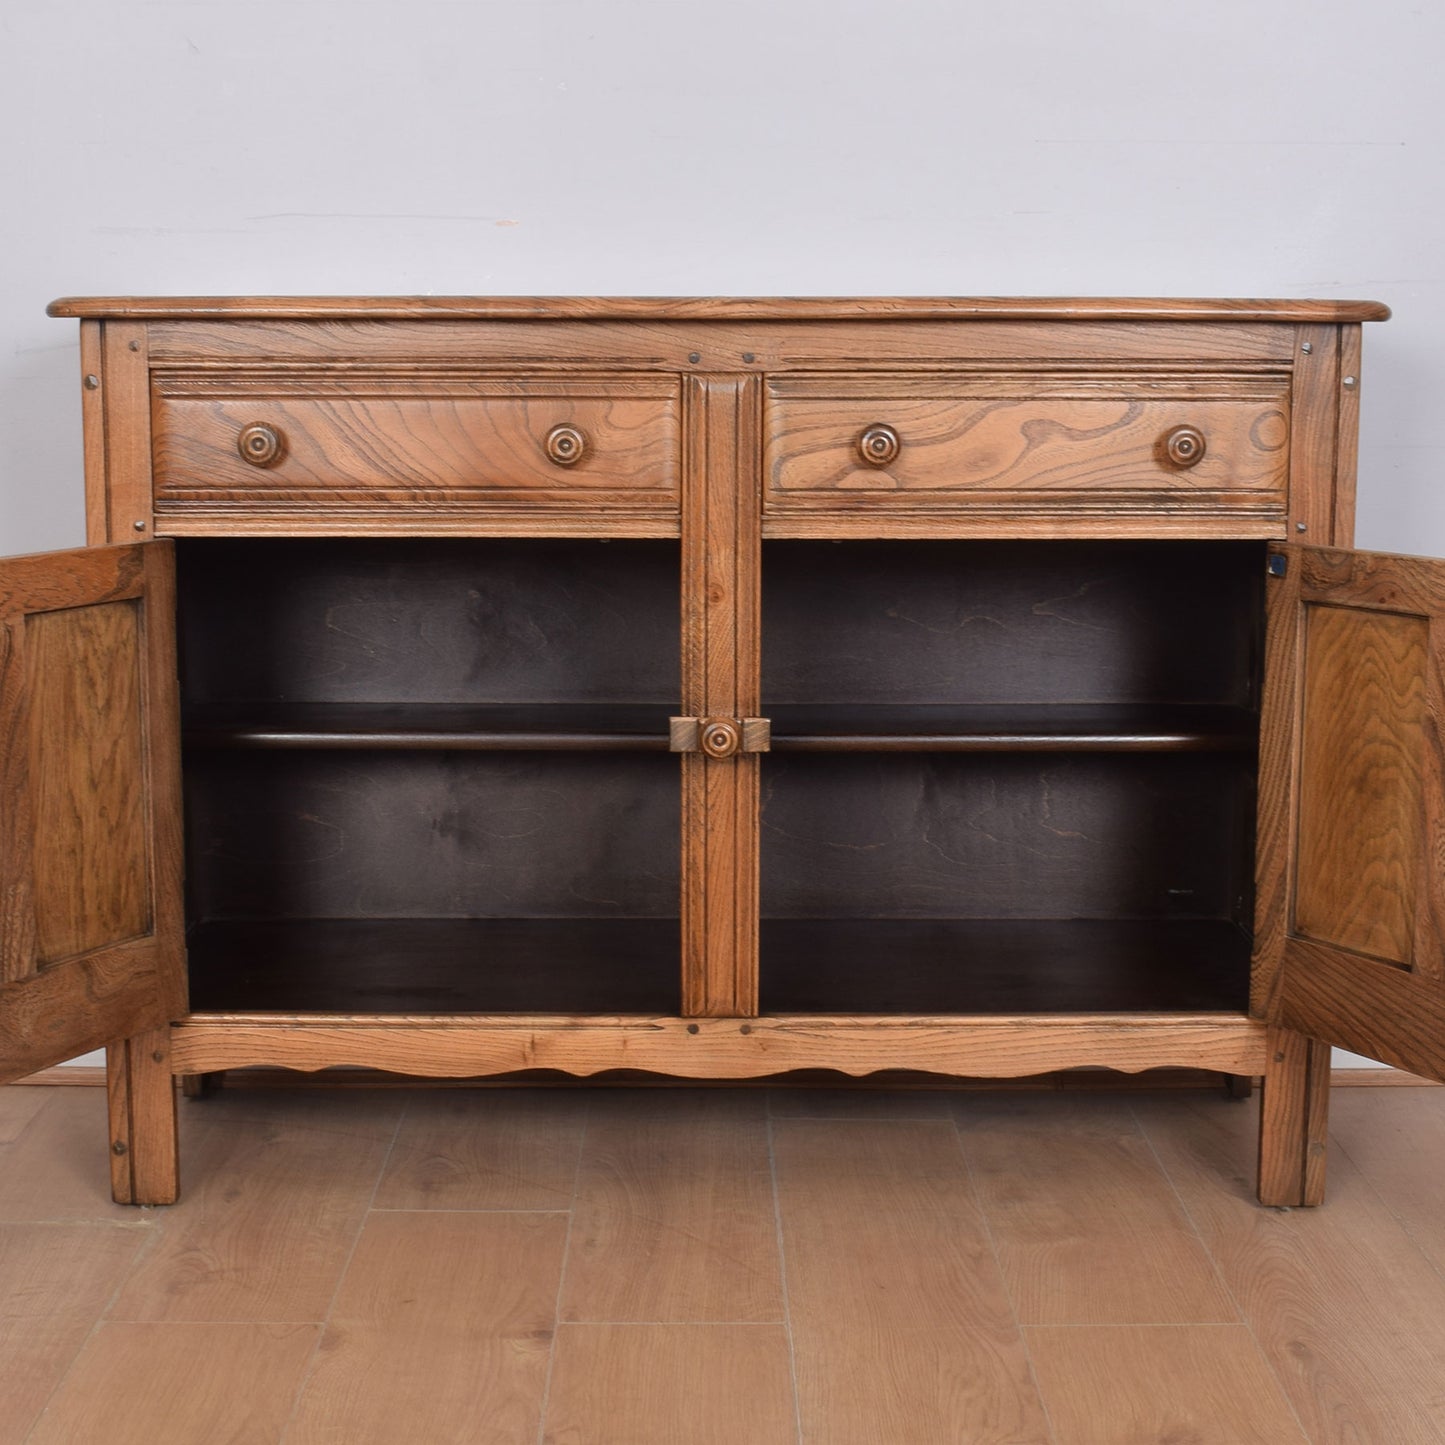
[765,375,1290,527]
[152,374,681,523]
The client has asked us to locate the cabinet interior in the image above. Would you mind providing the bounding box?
[174,536,1264,1018]
[760,540,1264,1014]
[176,538,682,1014]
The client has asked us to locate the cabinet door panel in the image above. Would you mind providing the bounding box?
[1256,544,1445,1077]
[0,542,183,1080]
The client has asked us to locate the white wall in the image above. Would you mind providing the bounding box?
[5,0,1439,1069]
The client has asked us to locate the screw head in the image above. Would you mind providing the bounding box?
[742,352,756,363]
[1342,375,1357,388]
[1300,341,1313,354]
[84,374,99,389]
[133,520,147,532]
[1296,521,1308,533]
[688,352,701,364]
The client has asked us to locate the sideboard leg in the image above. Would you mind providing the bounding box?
[105,1027,179,1205]
[1258,1027,1331,1206]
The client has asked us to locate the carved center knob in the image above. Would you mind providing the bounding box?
[700,719,741,759]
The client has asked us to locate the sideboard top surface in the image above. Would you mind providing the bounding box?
[47,296,1392,323]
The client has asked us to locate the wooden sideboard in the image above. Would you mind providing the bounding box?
[4,296,1442,1208]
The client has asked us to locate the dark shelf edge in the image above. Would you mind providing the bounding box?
[769,733,1254,753]
[184,729,672,752]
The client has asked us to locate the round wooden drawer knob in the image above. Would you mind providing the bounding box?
[700,719,741,759]
[544,424,587,467]
[1161,424,1207,469]
[237,423,284,468]
[857,423,901,467]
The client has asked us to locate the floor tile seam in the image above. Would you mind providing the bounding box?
[948,1107,1061,1445]
[1128,1096,1315,1445]
[535,1089,589,1445]
[768,1113,959,1128]
[57,1316,333,1328]
[553,1318,790,1328]
[276,1092,410,1445]
[1020,1320,1280,1332]
[0,1216,156,1230]
[765,1114,806,1445]
[366,1206,573,1215]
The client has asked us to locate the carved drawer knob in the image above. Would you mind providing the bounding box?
[1161,424,1207,469]
[700,719,741,759]
[237,422,284,468]
[544,424,587,467]
[857,423,901,467]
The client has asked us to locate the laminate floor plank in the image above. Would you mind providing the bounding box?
[772,1119,1048,1445]
[10,1084,1445,1444]
[0,1086,138,1221]
[0,1083,51,1143]
[1136,1092,1445,1445]
[108,1090,405,1323]
[1330,1086,1445,1280]
[284,1211,566,1445]
[542,1323,797,1445]
[954,1093,1237,1325]
[561,1090,783,1323]
[26,1321,319,1445]
[1026,1323,1309,1445]
[373,1088,586,1211]
[0,1222,148,1445]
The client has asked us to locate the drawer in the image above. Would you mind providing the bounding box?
[765,375,1291,531]
[151,373,681,529]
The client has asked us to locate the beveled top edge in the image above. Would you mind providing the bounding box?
[46,295,1392,323]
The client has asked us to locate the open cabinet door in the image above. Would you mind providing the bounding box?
[0,542,184,1082]
[1256,544,1445,1079]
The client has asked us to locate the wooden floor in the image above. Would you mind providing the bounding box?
[2,1081,1444,1444]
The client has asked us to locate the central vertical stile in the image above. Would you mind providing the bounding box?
[680,372,764,1017]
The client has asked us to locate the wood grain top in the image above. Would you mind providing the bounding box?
[46,295,1392,322]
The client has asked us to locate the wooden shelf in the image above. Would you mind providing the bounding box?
[184,917,1250,1018]
[183,702,678,752]
[760,918,1252,1014]
[185,702,1256,754]
[766,703,1257,752]
[186,918,680,1014]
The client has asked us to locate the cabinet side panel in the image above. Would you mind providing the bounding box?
[1333,325,1363,547]
[79,321,110,546]
[1287,325,1341,547]
[99,323,153,543]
